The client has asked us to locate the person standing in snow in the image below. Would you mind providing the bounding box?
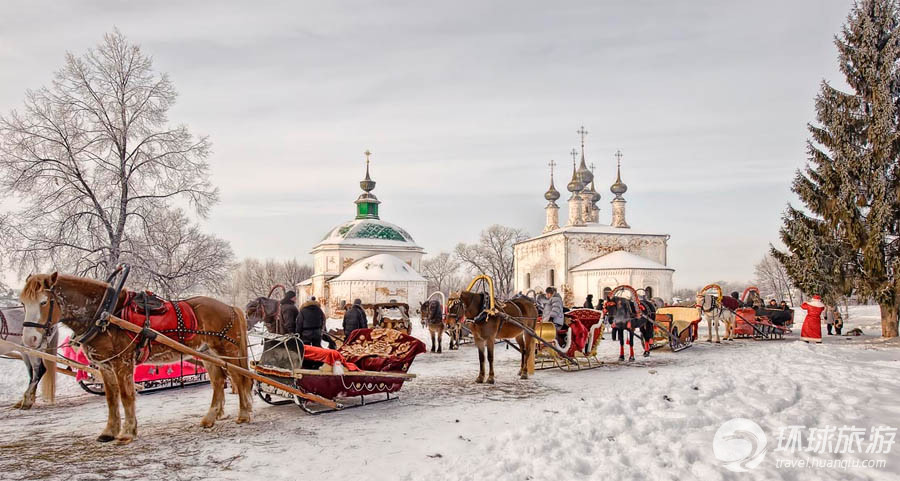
[583,294,594,309]
[279,291,299,335]
[296,297,326,348]
[342,298,368,340]
[800,295,826,343]
[824,305,836,335]
[834,308,844,335]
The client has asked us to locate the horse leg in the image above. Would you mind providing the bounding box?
[516,334,527,378]
[115,358,138,445]
[97,366,122,443]
[706,315,713,342]
[617,328,625,361]
[437,326,443,353]
[628,329,635,361]
[714,316,721,343]
[13,355,41,410]
[201,363,227,427]
[430,328,436,353]
[226,363,252,424]
[486,338,496,384]
[474,338,486,383]
[643,326,652,357]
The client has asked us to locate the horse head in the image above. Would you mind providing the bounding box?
[20,272,106,348]
[245,296,278,331]
[447,291,482,321]
[420,300,442,325]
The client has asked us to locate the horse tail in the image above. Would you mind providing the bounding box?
[40,331,58,404]
[232,306,251,371]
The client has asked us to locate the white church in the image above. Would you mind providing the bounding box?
[513,128,674,305]
[298,152,427,316]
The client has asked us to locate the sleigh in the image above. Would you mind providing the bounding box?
[252,328,425,414]
[653,307,701,351]
[731,287,793,340]
[60,337,208,395]
[533,308,606,371]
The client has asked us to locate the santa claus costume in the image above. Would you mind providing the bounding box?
[800,295,826,343]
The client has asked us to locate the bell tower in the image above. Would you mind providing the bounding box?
[610,149,629,228]
[543,159,561,232]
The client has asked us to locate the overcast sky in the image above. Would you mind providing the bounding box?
[0,0,854,288]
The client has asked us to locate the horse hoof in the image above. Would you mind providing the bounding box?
[643,351,650,358]
[487,378,495,384]
[715,340,721,344]
[236,416,250,424]
[475,377,484,384]
[115,436,134,446]
[12,401,31,410]
[520,373,528,380]
[618,355,625,361]
[628,356,635,362]
[200,418,216,428]
[97,434,116,443]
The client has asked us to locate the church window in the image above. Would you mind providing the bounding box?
[525,273,531,289]
[549,269,555,287]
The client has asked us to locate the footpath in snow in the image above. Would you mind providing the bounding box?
[0,306,898,481]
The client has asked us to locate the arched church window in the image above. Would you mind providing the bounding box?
[525,273,531,289]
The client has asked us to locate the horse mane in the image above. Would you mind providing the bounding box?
[21,273,109,302]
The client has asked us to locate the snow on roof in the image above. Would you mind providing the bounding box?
[313,219,424,252]
[517,224,669,244]
[298,278,312,286]
[330,254,426,283]
[571,250,673,272]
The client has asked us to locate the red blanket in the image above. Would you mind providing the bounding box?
[338,328,426,372]
[120,293,198,343]
[303,345,359,371]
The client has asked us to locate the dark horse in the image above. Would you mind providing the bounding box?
[420,299,446,353]
[447,291,537,383]
[245,296,283,333]
[21,272,252,445]
[605,296,655,361]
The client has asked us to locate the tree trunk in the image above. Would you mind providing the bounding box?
[880,303,899,338]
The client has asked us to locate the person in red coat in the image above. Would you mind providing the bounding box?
[800,295,826,343]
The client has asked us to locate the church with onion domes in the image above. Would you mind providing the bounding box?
[513,127,674,304]
[299,151,427,316]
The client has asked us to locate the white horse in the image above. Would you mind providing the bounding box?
[696,293,735,343]
[0,306,58,409]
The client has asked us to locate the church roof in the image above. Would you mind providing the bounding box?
[517,223,669,245]
[571,250,673,272]
[314,219,424,251]
[330,254,426,282]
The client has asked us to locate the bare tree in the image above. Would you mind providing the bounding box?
[754,252,798,305]
[454,225,528,298]
[129,209,234,297]
[421,252,461,295]
[0,30,217,280]
[229,258,313,302]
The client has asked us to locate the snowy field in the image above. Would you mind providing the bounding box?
[1,306,899,481]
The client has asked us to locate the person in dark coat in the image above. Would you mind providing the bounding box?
[279,291,299,335]
[296,298,326,348]
[583,294,594,309]
[342,299,368,340]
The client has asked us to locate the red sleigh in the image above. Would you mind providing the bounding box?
[252,328,426,414]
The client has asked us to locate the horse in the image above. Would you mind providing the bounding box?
[696,293,735,342]
[447,291,537,383]
[245,296,282,333]
[420,299,446,353]
[0,305,59,409]
[20,272,253,445]
[604,296,654,361]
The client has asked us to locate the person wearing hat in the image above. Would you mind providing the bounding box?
[342,298,368,340]
[800,295,826,343]
[296,297,326,348]
[279,291,299,335]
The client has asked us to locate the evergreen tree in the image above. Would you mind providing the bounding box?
[774,0,900,337]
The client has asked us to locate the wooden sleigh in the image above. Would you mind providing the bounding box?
[252,328,426,414]
[533,308,606,371]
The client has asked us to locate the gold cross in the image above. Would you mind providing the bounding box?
[548,159,556,179]
[570,148,578,164]
[364,150,372,167]
[614,149,623,167]
[577,126,588,146]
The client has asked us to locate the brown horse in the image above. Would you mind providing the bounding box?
[20,272,252,445]
[420,299,445,353]
[447,291,536,383]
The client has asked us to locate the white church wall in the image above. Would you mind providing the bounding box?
[514,235,568,293]
[571,268,673,306]
[565,233,668,269]
[328,280,427,316]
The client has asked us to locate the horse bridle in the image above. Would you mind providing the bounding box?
[21,299,57,346]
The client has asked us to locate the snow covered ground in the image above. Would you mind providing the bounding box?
[1,306,899,480]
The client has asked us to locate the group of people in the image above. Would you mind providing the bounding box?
[277,291,370,348]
